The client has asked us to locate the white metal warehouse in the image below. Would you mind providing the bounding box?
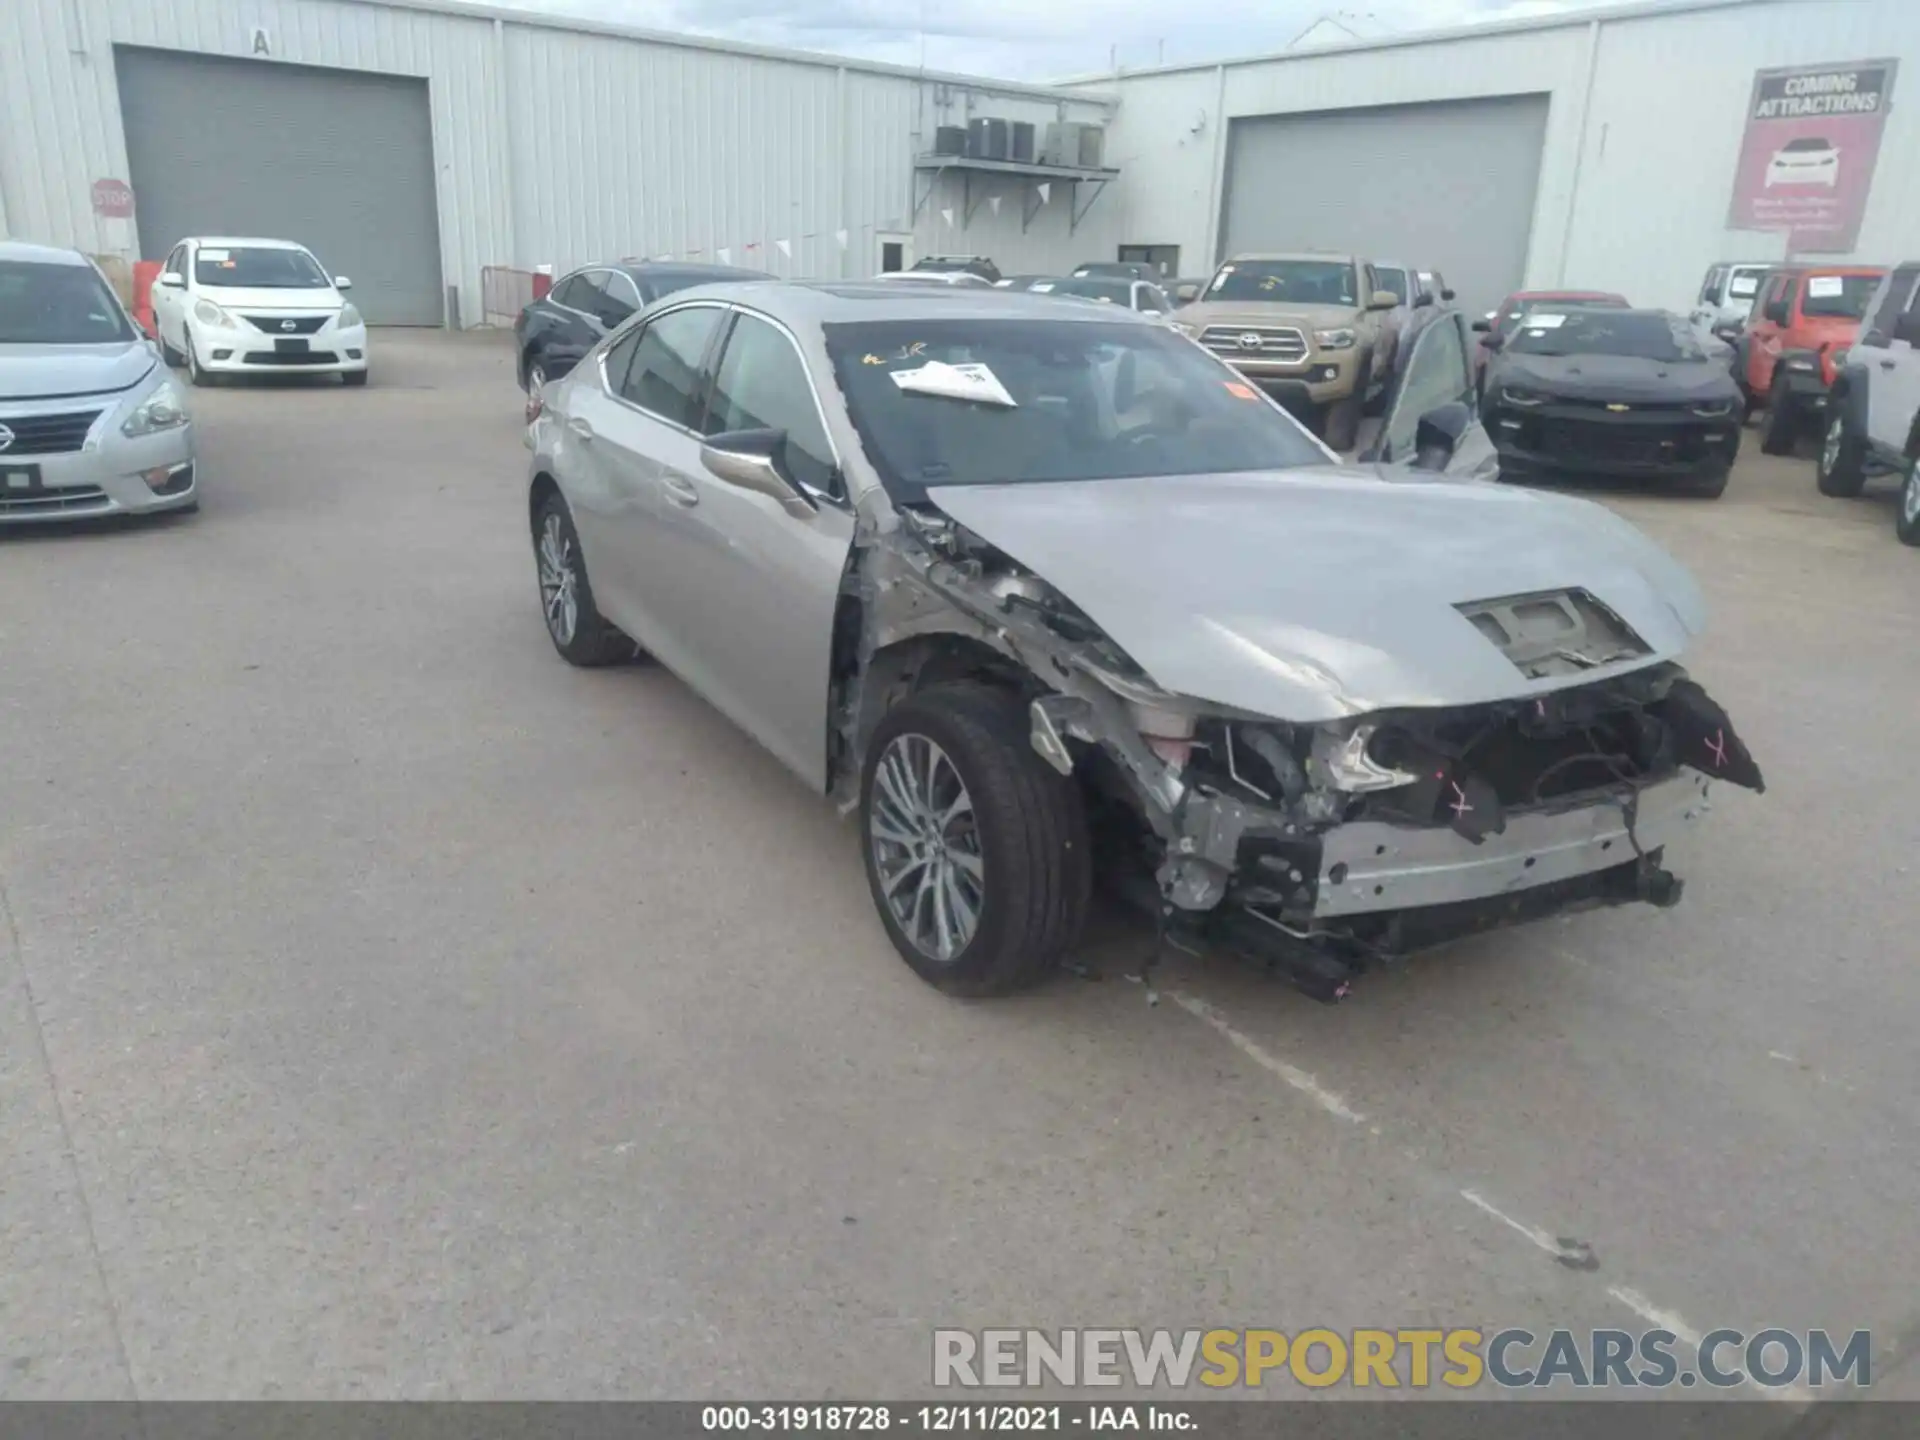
[2,0,1913,326]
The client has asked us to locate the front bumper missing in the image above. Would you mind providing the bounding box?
[1314,769,1710,918]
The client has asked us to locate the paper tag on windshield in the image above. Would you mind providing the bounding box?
[198,248,230,262]
[1030,281,1055,292]
[891,360,1018,408]
[1807,275,1845,298]
[1522,313,1567,329]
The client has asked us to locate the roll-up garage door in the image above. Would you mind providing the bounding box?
[115,46,445,326]
[1219,95,1551,319]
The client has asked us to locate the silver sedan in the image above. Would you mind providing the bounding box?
[525,282,1760,1002]
[1,241,197,523]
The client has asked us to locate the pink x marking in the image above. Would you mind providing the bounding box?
[1706,729,1727,768]
[1449,782,1473,819]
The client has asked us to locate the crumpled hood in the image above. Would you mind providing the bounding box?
[0,341,156,401]
[925,467,1706,723]
[1176,299,1360,332]
[1494,353,1738,403]
[195,286,343,313]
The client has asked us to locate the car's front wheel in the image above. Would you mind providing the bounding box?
[185,333,217,388]
[860,684,1090,996]
[1758,380,1800,455]
[1816,405,1867,496]
[532,490,639,666]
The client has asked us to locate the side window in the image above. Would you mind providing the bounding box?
[165,244,187,277]
[704,313,841,499]
[1753,274,1785,323]
[581,271,636,327]
[550,274,590,311]
[1137,284,1168,314]
[1698,266,1724,305]
[1896,277,1920,348]
[617,306,724,428]
[602,272,643,324]
[1862,268,1919,346]
[1382,317,1471,460]
[600,327,646,396]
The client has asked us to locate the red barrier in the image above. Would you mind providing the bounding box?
[481,266,544,325]
[533,271,552,300]
[132,260,162,338]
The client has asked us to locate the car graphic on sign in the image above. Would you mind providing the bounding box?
[1766,136,1841,188]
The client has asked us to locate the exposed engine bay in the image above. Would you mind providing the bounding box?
[827,497,1764,1002]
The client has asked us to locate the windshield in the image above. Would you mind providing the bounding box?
[1375,268,1410,303]
[1042,278,1133,305]
[1727,268,1766,301]
[1800,273,1880,320]
[0,260,135,345]
[824,318,1327,499]
[1508,310,1703,362]
[194,246,332,289]
[1205,260,1358,306]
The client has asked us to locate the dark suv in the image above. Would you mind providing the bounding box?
[911,255,1001,283]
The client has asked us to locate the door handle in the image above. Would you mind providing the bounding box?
[567,417,596,442]
[660,475,700,507]
[1880,359,1897,369]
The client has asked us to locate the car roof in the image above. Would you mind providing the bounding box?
[1227,252,1359,263]
[1509,289,1626,301]
[0,239,91,266]
[610,261,772,282]
[659,280,1162,327]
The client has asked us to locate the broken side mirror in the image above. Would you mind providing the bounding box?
[700,428,817,518]
[1411,401,1474,471]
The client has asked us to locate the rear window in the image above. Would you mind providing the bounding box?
[1799,273,1881,320]
[1043,278,1133,305]
[1727,268,1766,301]
[194,246,331,289]
[0,260,135,345]
[823,318,1327,501]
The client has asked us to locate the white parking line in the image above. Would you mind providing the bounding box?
[1170,986,1815,1405]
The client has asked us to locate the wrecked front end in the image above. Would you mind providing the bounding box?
[840,502,1764,1003]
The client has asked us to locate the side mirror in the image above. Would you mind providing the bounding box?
[1763,301,1789,326]
[1470,317,1491,333]
[334,276,353,291]
[1412,401,1475,471]
[159,271,186,289]
[1440,288,1456,302]
[700,428,816,517]
[1174,282,1199,304]
[1369,290,1399,311]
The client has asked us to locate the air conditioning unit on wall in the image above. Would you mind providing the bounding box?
[1042,121,1106,168]
[967,117,1011,160]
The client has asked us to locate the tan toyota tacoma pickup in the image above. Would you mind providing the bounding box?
[1172,252,1401,450]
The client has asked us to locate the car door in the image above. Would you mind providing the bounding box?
[1364,309,1494,478]
[639,306,858,791]
[1873,271,1920,453]
[1745,273,1790,390]
[154,242,189,347]
[579,303,729,658]
[1856,265,1920,451]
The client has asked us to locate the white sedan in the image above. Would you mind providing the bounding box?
[150,237,369,386]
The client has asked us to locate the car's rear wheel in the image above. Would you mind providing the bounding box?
[1897,463,1920,547]
[532,491,638,666]
[1758,380,1800,456]
[1816,406,1867,497]
[860,684,1090,996]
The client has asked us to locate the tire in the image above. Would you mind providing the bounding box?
[860,683,1091,997]
[342,370,368,388]
[185,334,216,388]
[1815,404,1867,497]
[1686,464,1730,499]
[1897,463,1920,548]
[159,331,184,367]
[1322,378,1365,452]
[1758,380,1800,456]
[523,353,549,395]
[532,490,637,667]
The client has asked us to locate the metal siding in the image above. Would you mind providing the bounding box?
[115,46,445,324]
[1219,95,1553,318]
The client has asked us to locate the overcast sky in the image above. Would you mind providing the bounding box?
[499,0,1585,80]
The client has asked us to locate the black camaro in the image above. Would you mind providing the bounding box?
[1479,307,1743,498]
[515,260,772,392]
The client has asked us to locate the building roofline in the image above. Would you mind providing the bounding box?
[1056,0,1776,84]
[337,0,1115,104]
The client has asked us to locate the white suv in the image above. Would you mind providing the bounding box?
[150,237,368,387]
[1817,261,1920,547]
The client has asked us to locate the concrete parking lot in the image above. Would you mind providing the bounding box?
[3,330,1917,1401]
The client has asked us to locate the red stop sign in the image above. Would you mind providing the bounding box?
[91,179,134,219]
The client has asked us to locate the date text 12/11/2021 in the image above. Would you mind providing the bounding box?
[702,1405,1195,1431]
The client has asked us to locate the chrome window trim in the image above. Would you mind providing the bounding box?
[708,302,850,509]
[594,299,731,434]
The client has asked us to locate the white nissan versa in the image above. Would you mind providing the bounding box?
[150,236,369,386]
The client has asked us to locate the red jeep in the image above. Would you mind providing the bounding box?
[1738,265,1885,454]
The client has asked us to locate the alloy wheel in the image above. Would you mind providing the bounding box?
[1904,466,1920,527]
[868,733,984,963]
[537,513,579,645]
[1822,414,1844,474]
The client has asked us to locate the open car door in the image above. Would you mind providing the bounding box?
[1356,307,1499,479]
